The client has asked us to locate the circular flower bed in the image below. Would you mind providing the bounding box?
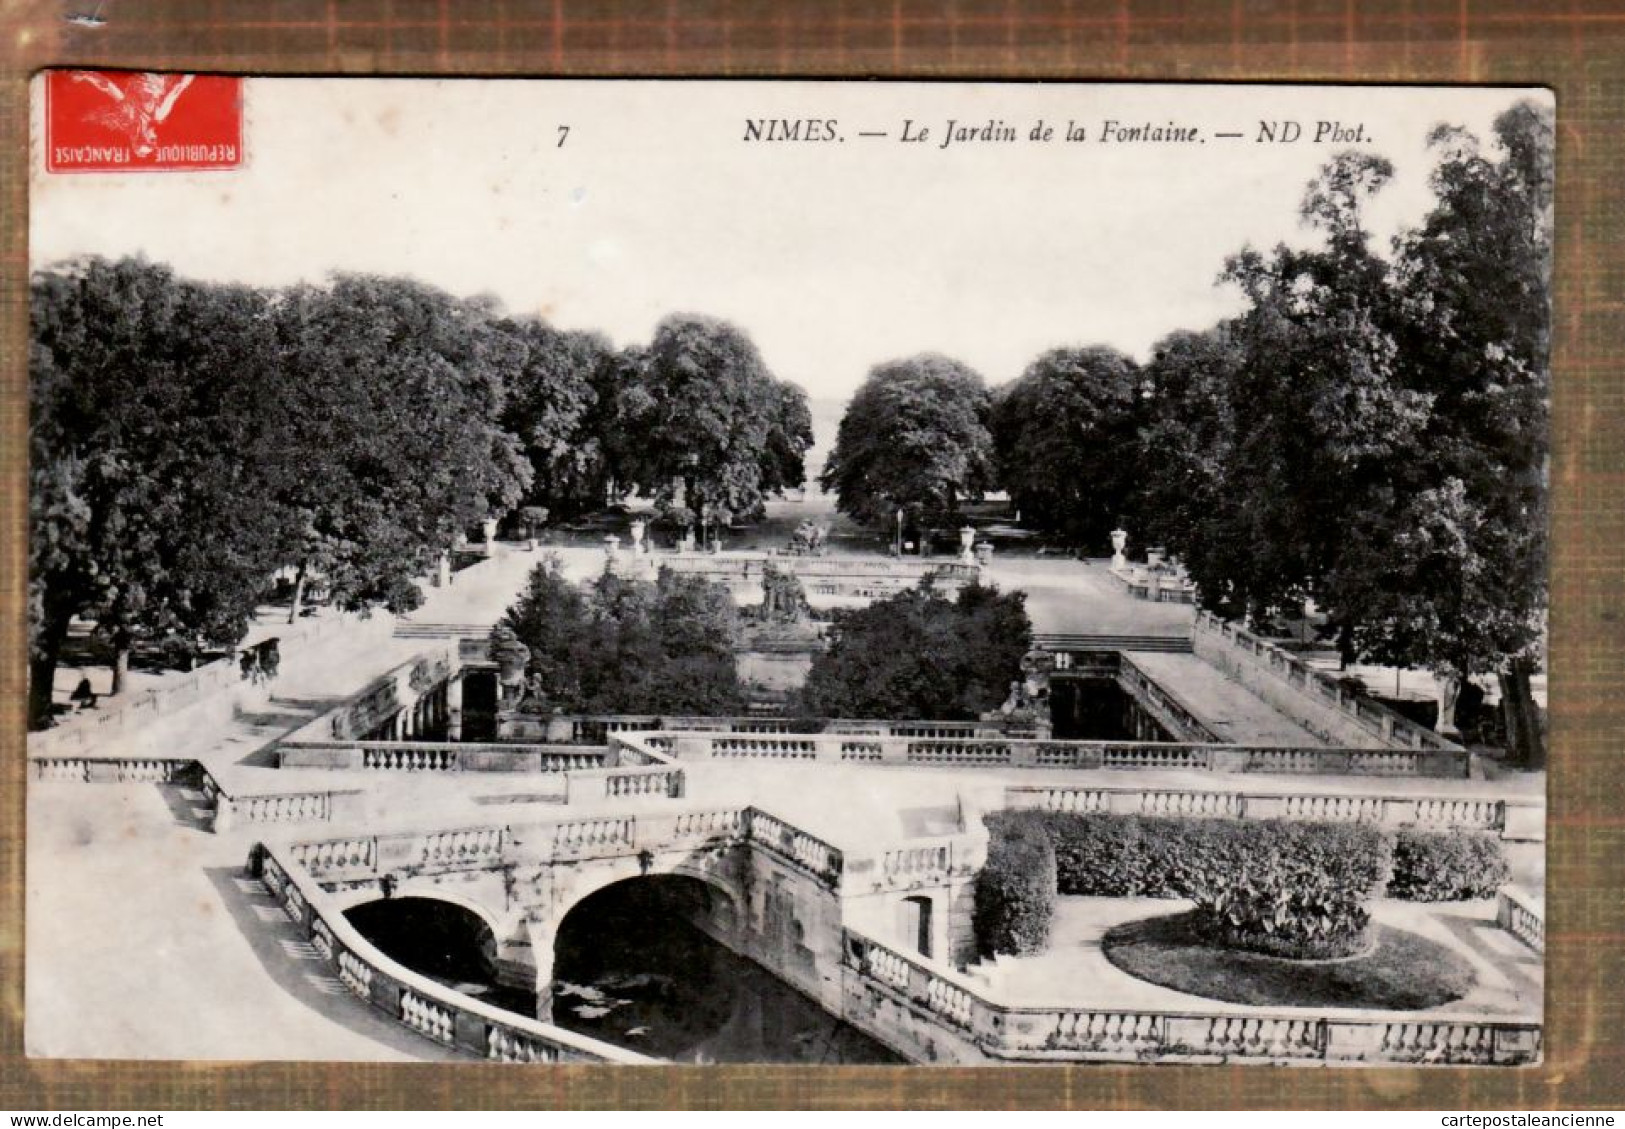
[1102,909,1476,1010]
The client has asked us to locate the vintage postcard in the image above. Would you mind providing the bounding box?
[25,77,1549,1067]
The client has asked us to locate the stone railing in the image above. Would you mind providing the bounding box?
[655,731,1468,779]
[743,810,844,886]
[537,713,1002,745]
[1115,655,1223,743]
[842,929,1541,1065]
[839,831,985,895]
[658,553,979,580]
[626,552,981,601]
[284,823,511,883]
[21,755,364,834]
[565,762,686,804]
[29,610,397,761]
[1497,886,1545,952]
[1005,784,1534,837]
[1193,611,1462,753]
[30,756,195,784]
[277,740,605,774]
[1107,564,1200,605]
[253,841,648,1063]
[282,804,841,899]
[281,642,459,746]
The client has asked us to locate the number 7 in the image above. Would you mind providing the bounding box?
[557,125,570,148]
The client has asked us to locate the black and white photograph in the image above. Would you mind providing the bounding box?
[25,77,1550,1067]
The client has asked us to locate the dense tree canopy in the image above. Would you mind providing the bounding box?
[796,579,1031,720]
[28,260,289,721]
[497,318,617,519]
[267,275,532,621]
[1121,101,1552,762]
[992,346,1143,549]
[496,557,746,715]
[821,354,995,532]
[613,314,814,531]
[28,259,816,726]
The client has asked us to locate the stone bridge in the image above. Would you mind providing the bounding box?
[275,803,984,1024]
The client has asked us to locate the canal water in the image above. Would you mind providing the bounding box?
[347,887,901,1064]
[549,881,901,1064]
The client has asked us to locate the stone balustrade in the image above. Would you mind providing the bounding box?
[564,764,686,803]
[747,810,844,885]
[842,929,1541,1065]
[1115,656,1223,743]
[654,731,1468,778]
[1005,783,1532,837]
[29,756,192,784]
[1193,611,1462,753]
[547,816,637,857]
[711,735,822,759]
[278,739,605,774]
[1497,886,1545,952]
[252,839,650,1064]
[556,713,1000,745]
[219,789,343,828]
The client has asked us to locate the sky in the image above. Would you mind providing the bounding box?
[31,79,1546,406]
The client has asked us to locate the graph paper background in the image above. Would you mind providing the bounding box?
[1,0,1621,1111]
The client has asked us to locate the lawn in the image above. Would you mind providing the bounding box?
[1102,909,1477,1010]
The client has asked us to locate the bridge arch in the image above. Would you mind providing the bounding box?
[543,870,749,1053]
[343,894,503,989]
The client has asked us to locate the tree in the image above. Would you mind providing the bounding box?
[1365,100,1553,764]
[265,275,531,622]
[1208,153,1430,631]
[761,377,816,498]
[1131,109,1552,764]
[821,354,995,534]
[613,314,812,531]
[1135,327,1244,593]
[496,557,745,715]
[797,579,1031,720]
[497,318,617,518]
[993,346,1142,549]
[28,259,287,722]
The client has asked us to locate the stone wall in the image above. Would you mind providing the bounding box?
[1192,612,1459,752]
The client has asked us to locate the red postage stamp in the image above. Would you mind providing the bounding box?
[43,70,243,173]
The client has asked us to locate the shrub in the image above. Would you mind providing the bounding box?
[796,581,1032,721]
[973,815,1058,958]
[992,811,1392,959]
[1182,821,1392,959]
[1387,831,1510,901]
[1032,811,1207,898]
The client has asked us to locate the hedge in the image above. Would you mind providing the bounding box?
[1009,811,1507,904]
[973,816,1057,958]
[978,813,1511,961]
[1386,830,1510,901]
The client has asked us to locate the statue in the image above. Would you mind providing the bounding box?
[489,625,531,708]
[758,562,812,625]
[788,520,828,556]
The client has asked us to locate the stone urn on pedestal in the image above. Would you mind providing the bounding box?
[629,519,647,557]
[1110,528,1129,570]
[959,526,977,565]
[974,541,995,567]
[604,534,621,570]
[482,517,498,555]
